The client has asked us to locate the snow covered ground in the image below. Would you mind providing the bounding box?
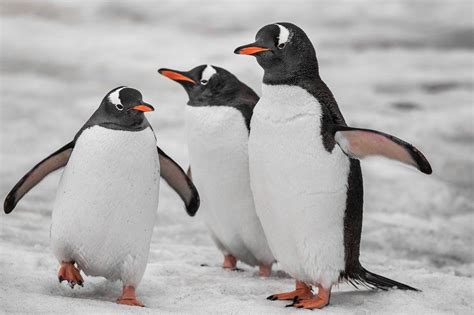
[0,0,473,313]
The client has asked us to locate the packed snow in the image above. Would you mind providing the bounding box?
[0,0,473,313]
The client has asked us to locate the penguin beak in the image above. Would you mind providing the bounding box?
[131,102,155,112]
[158,68,196,85]
[234,43,271,55]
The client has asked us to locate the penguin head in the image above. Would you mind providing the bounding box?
[158,65,254,106]
[234,22,319,84]
[98,87,154,127]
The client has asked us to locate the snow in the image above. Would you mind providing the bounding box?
[0,0,473,313]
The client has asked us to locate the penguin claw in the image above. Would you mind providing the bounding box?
[284,296,301,307]
[291,285,331,309]
[266,289,312,301]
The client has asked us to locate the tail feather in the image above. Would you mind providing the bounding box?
[342,266,420,292]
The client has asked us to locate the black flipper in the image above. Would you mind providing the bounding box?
[331,125,432,174]
[341,265,420,291]
[4,141,75,214]
[157,147,200,216]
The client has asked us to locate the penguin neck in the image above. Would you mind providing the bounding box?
[77,107,150,141]
[262,63,320,87]
[187,86,249,108]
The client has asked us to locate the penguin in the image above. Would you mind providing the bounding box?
[235,23,432,309]
[158,65,275,276]
[4,87,200,307]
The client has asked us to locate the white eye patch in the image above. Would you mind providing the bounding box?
[276,24,290,46]
[108,87,126,105]
[200,65,216,84]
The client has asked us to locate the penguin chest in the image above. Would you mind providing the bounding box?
[185,105,251,219]
[51,126,160,280]
[249,84,350,286]
[185,106,270,265]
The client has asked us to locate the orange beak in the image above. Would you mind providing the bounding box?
[158,69,196,84]
[234,44,271,55]
[132,103,154,112]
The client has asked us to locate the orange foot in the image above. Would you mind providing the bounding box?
[58,261,84,288]
[290,284,331,309]
[259,264,272,277]
[223,254,237,269]
[267,280,313,301]
[117,285,144,307]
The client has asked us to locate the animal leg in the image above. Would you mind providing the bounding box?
[259,264,272,277]
[223,254,237,269]
[58,261,83,288]
[117,285,144,307]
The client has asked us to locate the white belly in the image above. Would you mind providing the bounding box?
[50,126,160,286]
[186,105,274,266]
[249,84,350,287]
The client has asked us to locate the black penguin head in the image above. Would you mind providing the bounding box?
[234,22,319,84]
[96,87,154,129]
[158,65,254,106]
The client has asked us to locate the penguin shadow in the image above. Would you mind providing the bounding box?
[47,278,121,304]
[330,289,380,307]
[199,262,292,279]
[199,262,246,273]
[272,269,292,279]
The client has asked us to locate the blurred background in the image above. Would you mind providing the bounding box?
[0,0,473,313]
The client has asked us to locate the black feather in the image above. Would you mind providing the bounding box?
[340,265,420,291]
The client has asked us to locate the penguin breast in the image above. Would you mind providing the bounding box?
[50,126,160,281]
[248,84,350,287]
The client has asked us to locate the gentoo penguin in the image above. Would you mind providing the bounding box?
[235,23,432,309]
[4,87,200,307]
[158,65,275,276]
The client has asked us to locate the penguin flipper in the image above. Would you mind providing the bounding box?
[331,126,432,174]
[157,147,200,216]
[4,141,75,214]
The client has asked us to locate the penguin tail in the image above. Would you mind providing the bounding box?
[341,266,420,292]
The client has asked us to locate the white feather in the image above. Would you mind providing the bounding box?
[50,126,160,287]
[276,24,290,45]
[201,65,216,82]
[249,84,350,288]
[108,87,126,105]
[185,105,274,266]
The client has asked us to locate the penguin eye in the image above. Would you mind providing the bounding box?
[115,104,124,111]
[200,79,208,85]
[277,42,286,49]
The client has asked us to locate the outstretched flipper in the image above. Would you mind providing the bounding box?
[332,126,432,174]
[157,147,200,216]
[4,142,75,214]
